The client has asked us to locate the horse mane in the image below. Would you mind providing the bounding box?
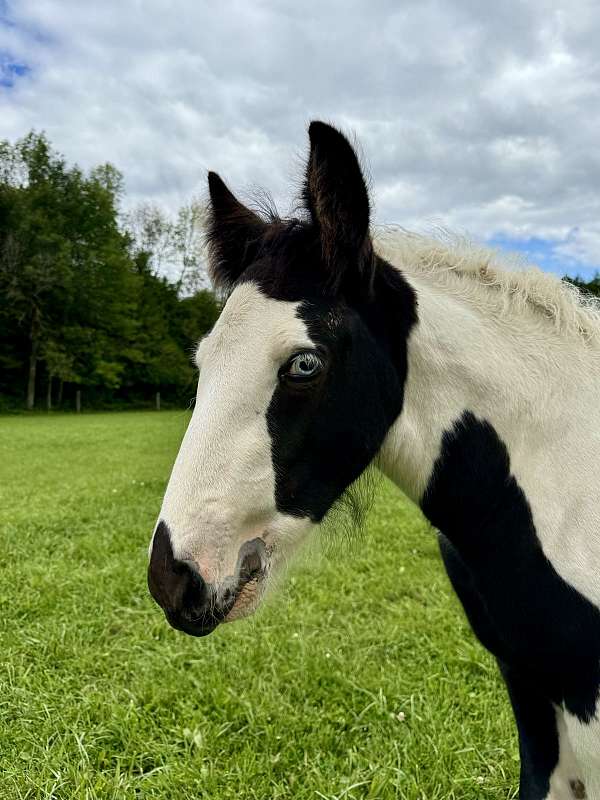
[373,226,600,346]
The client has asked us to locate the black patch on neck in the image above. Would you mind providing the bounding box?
[422,411,600,722]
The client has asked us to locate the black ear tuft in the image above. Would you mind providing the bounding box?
[304,121,373,291]
[206,171,267,290]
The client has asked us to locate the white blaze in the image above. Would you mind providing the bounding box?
[157,281,314,585]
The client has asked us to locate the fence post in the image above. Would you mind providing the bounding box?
[75,389,81,413]
[156,391,161,411]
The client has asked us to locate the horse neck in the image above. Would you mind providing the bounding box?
[377,269,596,505]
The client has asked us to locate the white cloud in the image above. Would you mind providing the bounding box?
[555,227,600,268]
[1,0,600,273]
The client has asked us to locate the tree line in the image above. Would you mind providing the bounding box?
[567,275,600,300]
[0,131,220,411]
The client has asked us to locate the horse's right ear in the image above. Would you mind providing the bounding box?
[303,121,373,293]
[206,172,267,290]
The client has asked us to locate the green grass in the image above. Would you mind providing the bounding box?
[0,411,519,799]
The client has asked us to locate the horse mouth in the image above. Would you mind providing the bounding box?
[224,574,266,622]
[165,611,219,638]
[156,538,269,637]
[169,569,266,637]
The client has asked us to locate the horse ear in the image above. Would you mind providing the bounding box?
[304,121,373,290]
[206,171,267,290]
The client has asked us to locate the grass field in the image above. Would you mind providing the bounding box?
[0,411,518,799]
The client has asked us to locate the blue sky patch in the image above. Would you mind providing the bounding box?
[0,51,30,88]
[487,234,599,282]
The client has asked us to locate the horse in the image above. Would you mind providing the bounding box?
[147,121,600,799]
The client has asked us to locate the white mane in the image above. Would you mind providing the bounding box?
[374,227,600,347]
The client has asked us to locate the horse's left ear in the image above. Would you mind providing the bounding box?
[206,171,268,290]
[304,121,374,291]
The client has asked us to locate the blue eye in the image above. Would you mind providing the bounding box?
[286,352,323,380]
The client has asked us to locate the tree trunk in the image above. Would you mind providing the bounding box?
[58,380,64,406]
[75,389,81,413]
[46,374,53,411]
[156,391,161,411]
[26,307,41,411]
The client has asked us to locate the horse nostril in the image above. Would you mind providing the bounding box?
[238,538,267,587]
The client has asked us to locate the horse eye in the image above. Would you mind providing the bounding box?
[285,352,323,380]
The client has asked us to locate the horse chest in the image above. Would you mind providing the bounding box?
[421,410,600,723]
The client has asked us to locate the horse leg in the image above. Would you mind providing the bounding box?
[438,535,576,799]
[498,663,588,799]
[562,710,600,799]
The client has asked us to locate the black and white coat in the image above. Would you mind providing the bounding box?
[148,122,600,800]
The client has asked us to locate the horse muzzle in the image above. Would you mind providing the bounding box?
[148,521,267,637]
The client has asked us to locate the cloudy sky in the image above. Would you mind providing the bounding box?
[1,0,599,278]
